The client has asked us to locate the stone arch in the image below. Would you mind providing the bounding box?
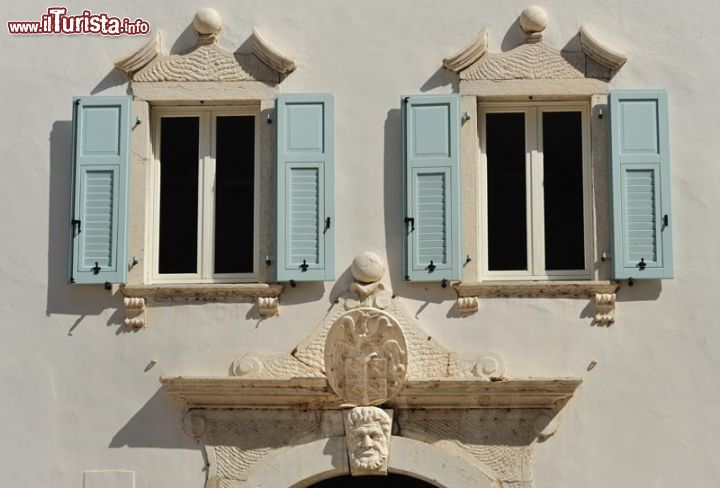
[239,436,499,488]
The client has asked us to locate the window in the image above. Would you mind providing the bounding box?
[149,107,260,283]
[478,102,592,280]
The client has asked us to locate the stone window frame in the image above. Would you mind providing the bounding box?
[113,9,297,323]
[444,8,628,318]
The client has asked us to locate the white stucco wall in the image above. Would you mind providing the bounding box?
[1,0,719,486]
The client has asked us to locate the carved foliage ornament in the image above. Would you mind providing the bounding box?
[325,308,407,406]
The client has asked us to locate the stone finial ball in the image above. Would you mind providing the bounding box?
[193,8,222,35]
[519,6,548,33]
[351,252,385,283]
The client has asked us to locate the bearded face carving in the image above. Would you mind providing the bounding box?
[344,407,392,475]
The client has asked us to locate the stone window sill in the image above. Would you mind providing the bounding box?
[453,281,619,324]
[119,283,284,328]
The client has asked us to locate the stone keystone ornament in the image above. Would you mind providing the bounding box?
[325,308,407,405]
[344,407,393,476]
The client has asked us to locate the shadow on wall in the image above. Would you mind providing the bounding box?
[381,109,458,318]
[91,68,128,95]
[419,67,458,93]
[46,121,126,334]
[110,387,199,451]
[170,23,199,55]
[500,17,526,52]
[616,280,662,302]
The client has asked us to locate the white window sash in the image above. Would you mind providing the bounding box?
[148,106,260,284]
[478,101,593,281]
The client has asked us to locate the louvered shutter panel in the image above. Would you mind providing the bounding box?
[402,95,462,282]
[276,94,335,281]
[609,90,672,280]
[70,96,131,284]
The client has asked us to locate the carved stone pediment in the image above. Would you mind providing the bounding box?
[444,6,627,85]
[461,42,586,81]
[133,43,279,83]
[114,8,296,84]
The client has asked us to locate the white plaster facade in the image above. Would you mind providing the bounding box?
[1,1,719,487]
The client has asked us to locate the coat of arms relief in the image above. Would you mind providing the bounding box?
[325,308,407,406]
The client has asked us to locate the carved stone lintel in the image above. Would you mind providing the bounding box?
[257,296,279,317]
[594,293,616,325]
[161,376,582,409]
[457,296,479,314]
[344,407,393,476]
[123,297,146,329]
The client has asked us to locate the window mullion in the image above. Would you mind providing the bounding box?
[528,107,541,277]
[200,111,214,280]
[150,112,161,281]
[531,107,545,277]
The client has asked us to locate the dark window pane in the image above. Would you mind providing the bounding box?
[543,111,585,270]
[159,117,199,274]
[214,116,255,274]
[486,113,527,271]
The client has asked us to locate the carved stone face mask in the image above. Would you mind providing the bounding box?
[344,407,392,474]
[349,423,389,470]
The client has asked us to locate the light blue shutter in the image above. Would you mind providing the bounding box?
[609,90,672,280]
[276,94,334,281]
[402,95,461,282]
[70,96,131,284]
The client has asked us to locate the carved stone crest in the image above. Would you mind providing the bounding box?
[325,308,407,405]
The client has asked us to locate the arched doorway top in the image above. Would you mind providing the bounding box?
[240,436,498,488]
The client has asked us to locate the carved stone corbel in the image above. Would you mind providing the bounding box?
[182,411,206,439]
[457,296,479,314]
[123,297,146,329]
[594,293,616,325]
[257,296,279,317]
